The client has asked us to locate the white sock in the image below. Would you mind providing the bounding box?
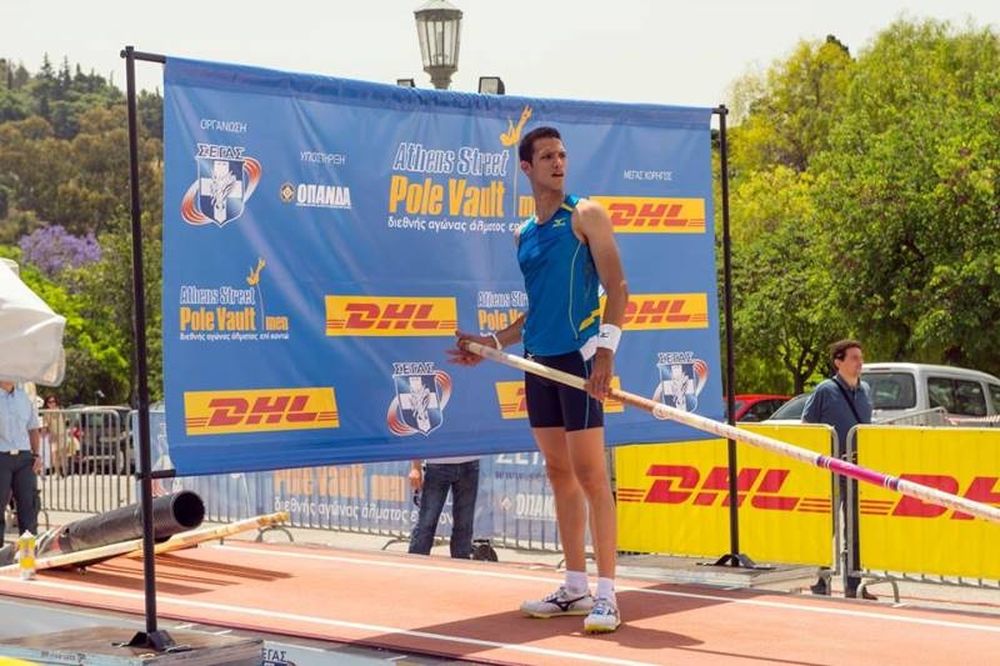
[565,570,589,595]
[596,577,616,602]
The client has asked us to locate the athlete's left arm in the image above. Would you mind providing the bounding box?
[576,199,629,400]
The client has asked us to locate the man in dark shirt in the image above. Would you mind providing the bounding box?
[802,339,875,599]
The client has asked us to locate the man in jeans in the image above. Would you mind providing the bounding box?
[407,456,479,559]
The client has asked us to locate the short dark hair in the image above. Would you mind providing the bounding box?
[830,339,862,365]
[518,126,561,163]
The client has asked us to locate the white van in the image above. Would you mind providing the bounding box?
[862,362,1000,423]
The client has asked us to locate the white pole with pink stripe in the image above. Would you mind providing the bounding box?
[462,341,1000,525]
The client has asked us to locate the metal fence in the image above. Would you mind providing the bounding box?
[36,407,135,516]
[875,406,951,426]
[31,408,566,553]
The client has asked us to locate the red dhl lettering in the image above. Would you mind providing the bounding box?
[184,387,339,435]
[326,296,457,337]
[625,299,688,325]
[609,202,687,228]
[886,474,1000,520]
[620,465,825,512]
[496,382,528,420]
[589,196,706,234]
[342,302,439,330]
[615,293,709,330]
[205,395,319,427]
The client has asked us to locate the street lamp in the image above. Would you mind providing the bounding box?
[413,0,463,90]
[478,76,505,95]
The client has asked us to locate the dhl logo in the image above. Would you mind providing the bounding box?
[599,294,709,330]
[590,196,706,234]
[495,378,625,420]
[617,465,831,513]
[325,295,457,337]
[861,474,1000,520]
[184,387,339,435]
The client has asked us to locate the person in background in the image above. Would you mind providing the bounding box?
[802,339,876,600]
[0,380,41,545]
[41,395,70,477]
[407,456,480,559]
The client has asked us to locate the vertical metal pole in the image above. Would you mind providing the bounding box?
[712,105,760,568]
[121,45,175,651]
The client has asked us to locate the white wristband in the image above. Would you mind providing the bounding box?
[489,332,502,350]
[596,323,622,354]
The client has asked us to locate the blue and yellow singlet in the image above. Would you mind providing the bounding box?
[517,194,601,356]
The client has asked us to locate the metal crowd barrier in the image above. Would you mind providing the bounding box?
[35,407,135,516]
[142,410,565,553]
[846,425,1000,600]
[875,406,950,426]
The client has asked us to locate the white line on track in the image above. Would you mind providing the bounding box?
[0,578,657,666]
[212,544,1000,635]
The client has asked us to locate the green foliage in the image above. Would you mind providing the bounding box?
[730,37,854,175]
[730,167,838,393]
[725,35,854,393]
[0,246,130,402]
[727,18,1000,393]
[813,19,1000,373]
[0,58,162,403]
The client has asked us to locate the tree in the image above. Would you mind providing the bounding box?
[813,19,1000,372]
[18,225,101,278]
[724,36,855,392]
[0,58,163,402]
[0,247,130,402]
[730,167,839,393]
[729,36,854,175]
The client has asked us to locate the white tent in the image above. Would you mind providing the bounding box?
[0,258,66,386]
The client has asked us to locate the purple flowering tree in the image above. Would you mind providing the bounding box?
[18,225,101,277]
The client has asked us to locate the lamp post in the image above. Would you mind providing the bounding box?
[413,0,463,90]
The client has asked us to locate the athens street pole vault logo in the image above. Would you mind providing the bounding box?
[653,354,709,413]
[387,364,453,436]
[181,145,262,227]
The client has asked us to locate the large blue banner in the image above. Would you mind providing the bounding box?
[162,58,721,475]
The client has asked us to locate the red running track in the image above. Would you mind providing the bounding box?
[0,542,998,665]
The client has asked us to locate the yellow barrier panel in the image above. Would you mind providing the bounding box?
[856,427,1000,579]
[617,424,835,566]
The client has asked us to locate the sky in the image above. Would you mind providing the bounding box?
[2,0,998,107]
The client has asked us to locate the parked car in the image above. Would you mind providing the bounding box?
[67,405,134,473]
[863,362,1000,423]
[765,392,810,423]
[765,363,1000,425]
[731,394,791,422]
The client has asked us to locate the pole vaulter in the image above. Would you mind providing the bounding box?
[461,341,1000,525]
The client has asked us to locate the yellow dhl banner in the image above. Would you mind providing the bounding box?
[598,293,709,330]
[185,387,339,435]
[325,295,458,336]
[617,424,835,566]
[856,427,1000,580]
[494,378,625,420]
